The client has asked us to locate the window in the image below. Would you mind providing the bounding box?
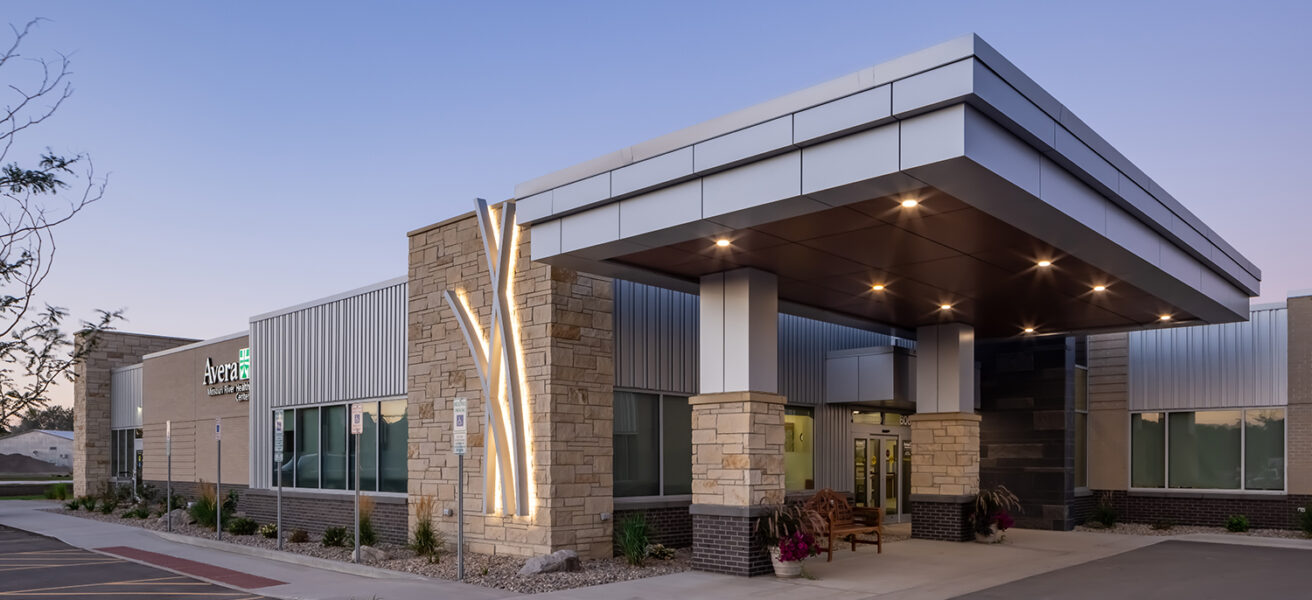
[613,390,690,497]
[1131,408,1284,491]
[276,399,407,493]
[785,407,814,491]
[1074,367,1088,488]
[110,429,140,479]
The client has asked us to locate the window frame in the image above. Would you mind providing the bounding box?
[612,387,691,502]
[272,396,407,497]
[1074,366,1089,492]
[1127,406,1287,494]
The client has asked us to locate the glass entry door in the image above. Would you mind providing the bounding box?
[853,434,907,523]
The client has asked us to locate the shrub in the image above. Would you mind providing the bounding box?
[63,499,79,511]
[1225,514,1250,532]
[358,495,378,547]
[123,505,151,519]
[76,495,97,511]
[1090,492,1118,528]
[289,528,309,544]
[1299,506,1312,538]
[322,526,349,547]
[259,523,278,539]
[159,493,187,515]
[646,543,676,560]
[189,481,237,528]
[616,513,650,566]
[410,495,444,563]
[971,484,1022,535]
[226,517,259,535]
[44,483,71,500]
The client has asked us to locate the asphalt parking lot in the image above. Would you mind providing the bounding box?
[957,539,1309,599]
[0,525,269,599]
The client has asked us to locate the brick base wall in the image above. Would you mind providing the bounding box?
[690,511,770,576]
[1093,490,1312,530]
[911,496,973,541]
[613,504,692,554]
[1072,493,1096,525]
[146,480,407,544]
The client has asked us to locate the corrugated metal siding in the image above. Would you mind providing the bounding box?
[248,279,408,488]
[110,364,143,429]
[779,314,913,406]
[614,280,699,395]
[1129,305,1288,410]
[814,403,853,492]
[614,280,911,402]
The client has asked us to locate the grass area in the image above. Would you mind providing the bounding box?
[0,474,71,481]
[0,495,45,500]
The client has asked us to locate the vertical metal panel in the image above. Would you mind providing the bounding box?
[814,403,853,492]
[778,313,912,406]
[614,280,700,395]
[1129,305,1287,410]
[110,364,143,429]
[248,278,408,488]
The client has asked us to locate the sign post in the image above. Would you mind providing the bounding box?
[274,410,284,550]
[166,420,172,532]
[350,403,363,563]
[215,417,222,540]
[453,397,467,581]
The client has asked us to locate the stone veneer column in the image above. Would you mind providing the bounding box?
[689,268,781,576]
[73,332,196,496]
[1287,293,1312,495]
[407,209,614,559]
[909,323,979,541]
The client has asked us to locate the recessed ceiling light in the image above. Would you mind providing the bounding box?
[1159,314,1172,322]
[900,199,919,208]
[872,284,885,291]
[715,239,731,247]
[940,304,952,311]
[1037,260,1052,268]
[1093,285,1107,292]
[1024,327,1035,334]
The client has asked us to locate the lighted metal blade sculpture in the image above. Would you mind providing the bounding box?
[442,198,529,516]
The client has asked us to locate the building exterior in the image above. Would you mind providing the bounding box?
[70,34,1305,578]
[0,430,73,469]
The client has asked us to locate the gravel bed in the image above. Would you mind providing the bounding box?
[53,505,690,594]
[1076,522,1311,539]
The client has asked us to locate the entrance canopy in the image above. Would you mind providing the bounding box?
[513,35,1259,338]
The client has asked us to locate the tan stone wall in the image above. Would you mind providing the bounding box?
[407,209,614,558]
[141,335,251,487]
[909,412,980,497]
[1287,296,1312,494]
[689,391,785,506]
[1087,332,1129,491]
[73,332,197,496]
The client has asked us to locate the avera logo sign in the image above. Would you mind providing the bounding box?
[444,199,530,517]
[204,348,251,402]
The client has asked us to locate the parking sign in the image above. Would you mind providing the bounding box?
[453,397,467,455]
[350,403,364,435]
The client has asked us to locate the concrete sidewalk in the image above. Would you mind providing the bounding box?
[0,499,514,600]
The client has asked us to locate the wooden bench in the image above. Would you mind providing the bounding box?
[803,488,883,561]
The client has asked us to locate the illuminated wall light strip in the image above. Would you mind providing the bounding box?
[442,198,532,516]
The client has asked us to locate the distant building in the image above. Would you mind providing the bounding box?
[0,429,74,469]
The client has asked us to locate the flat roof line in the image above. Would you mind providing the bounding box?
[249,276,407,323]
[142,330,249,360]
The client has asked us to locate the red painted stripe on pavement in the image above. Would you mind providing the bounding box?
[95,546,286,589]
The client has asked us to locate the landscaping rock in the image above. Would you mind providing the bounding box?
[352,545,388,562]
[518,549,581,575]
[156,508,187,527]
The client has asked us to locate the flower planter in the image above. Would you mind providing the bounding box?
[974,525,1005,544]
[769,548,804,578]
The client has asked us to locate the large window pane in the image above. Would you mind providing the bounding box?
[785,407,815,491]
[379,400,408,493]
[295,407,320,488]
[1074,412,1088,488]
[321,405,348,489]
[1169,411,1241,489]
[350,402,379,491]
[661,396,692,496]
[1131,413,1165,488]
[1074,368,1088,411]
[1245,409,1285,490]
[276,410,295,486]
[613,391,659,497]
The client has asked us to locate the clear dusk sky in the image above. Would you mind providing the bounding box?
[5,1,1308,407]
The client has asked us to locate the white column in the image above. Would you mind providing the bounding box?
[914,323,975,414]
[699,268,778,395]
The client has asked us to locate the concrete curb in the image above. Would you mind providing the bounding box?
[1174,533,1312,551]
[152,530,431,581]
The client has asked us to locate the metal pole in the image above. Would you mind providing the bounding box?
[353,431,360,563]
[277,446,283,551]
[217,437,222,541]
[457,453,464,581]
[166,429,172,533]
